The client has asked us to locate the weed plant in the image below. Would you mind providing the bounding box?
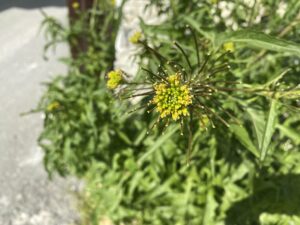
[38,0,300,224]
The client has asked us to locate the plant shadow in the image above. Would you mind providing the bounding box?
[225,173,300,225]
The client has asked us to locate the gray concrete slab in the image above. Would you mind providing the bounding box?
[0,0,64,12]
[0,5,80,225]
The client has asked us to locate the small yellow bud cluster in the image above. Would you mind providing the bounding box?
[223,42,235,52]
[47,101,60,112]
[151,74,192,121]
[129,31,142,44]
[107,69,123,89]
[72,1,80,10]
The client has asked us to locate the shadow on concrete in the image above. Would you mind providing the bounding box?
[0,0,65,12]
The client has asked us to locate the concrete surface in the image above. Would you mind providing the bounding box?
[0,0,64,12]
[0,2,80,225]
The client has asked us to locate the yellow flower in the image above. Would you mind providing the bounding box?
[72,1,80,10]
[47,101,60,111]
[107,69,123,89]
[129,31,142,44]
[151,74,192,121]
[223,42,235,52]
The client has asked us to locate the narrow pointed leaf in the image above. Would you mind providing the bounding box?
[231,124,259,157]
[260,100,277,161]
[215,30,300,55]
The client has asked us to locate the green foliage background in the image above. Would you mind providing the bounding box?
[38,0,300,224]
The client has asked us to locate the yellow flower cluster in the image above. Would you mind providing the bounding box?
[152,74,192,121]
[223,42,235,52]
[47,101,60,112]
[129,31,142,44]
[107,69,122,89]
[72,1,80,9]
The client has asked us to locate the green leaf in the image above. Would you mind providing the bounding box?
[277,124,300,145]
[247,101,278,161]
[202,189,217,225]
[116,130,132,145]
[183,16,215,41]
[128,171,144,197]
[215,30,300,55]
[230,124,259,157]
[264,69,291,88]
[138,125,179,165]
[148,174,177,199]
[247,108,265,150]
[277,89,300,99]
[260,100,277,161]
